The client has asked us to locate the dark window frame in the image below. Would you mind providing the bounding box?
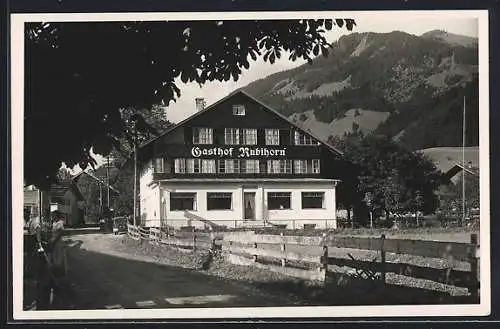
[207,192,233,210]
[170,192,197,211]
[301,192,325,209]
[267,192,292,210]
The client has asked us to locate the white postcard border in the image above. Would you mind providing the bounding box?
[11,9,491,320]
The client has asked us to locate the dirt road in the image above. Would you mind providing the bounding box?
[62,230,289,310]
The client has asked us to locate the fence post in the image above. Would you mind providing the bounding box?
[380,234,386,284]
[280,232,286,267]
[321,244,328,283]
[319,233,328,283]
[253,242,258,262]
[192,226,197,252]
[469,233,479,301]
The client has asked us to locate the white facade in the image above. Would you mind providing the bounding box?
[139,178,338,229]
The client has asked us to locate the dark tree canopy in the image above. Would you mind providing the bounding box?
[25,19,355,189]
[330,132,443,221]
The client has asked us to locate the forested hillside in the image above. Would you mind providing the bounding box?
[243,30,479,150]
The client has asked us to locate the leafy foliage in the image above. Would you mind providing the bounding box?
[25,19,355,189]
[331,132,442,224]
[75,105,172,221]
[437,173,480,217]
[56,167,73,184]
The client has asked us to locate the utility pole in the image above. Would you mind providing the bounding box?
[462,95,466,226]
[133,135,138,227]
[99,182,103,215]
[107,155,110,209]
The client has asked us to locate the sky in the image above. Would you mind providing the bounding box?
[164,13,479,123]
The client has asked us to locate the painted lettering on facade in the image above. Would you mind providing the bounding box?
[191,146,286,158]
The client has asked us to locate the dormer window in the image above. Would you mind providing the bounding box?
[232,104,246,116]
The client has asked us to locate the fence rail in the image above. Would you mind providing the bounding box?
[324,236,473,262]
[223,232,480,299]
[127,224,480,299]
[224,232,328,282]
[127,224,218,251]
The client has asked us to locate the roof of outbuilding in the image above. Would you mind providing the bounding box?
[48,182,85,201]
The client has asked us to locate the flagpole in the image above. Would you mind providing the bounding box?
[133,135,137,227]
[107,155,110,209]
[462,96,466,226]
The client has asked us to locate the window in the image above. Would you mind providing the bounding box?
[192,128,213,144]
[232,104,246,116]
[267,160,280,174]
[302,192,325,209]
[201,159,216,173]
[224,159,240,173]
[280,160,292,174]
[265,129,280,145]
[225,128,240,145]
[186,159,201,173]
[267,160,292,174]
[294,131,319,145]
[241,160,260,173]
[154,158,165,173]
[207,192,232,210]
[293,159,321,174]
[242,129,257,145]
[268,192,291,210]
[217,159,226,173]
[170,193,196,211]
[293,160,307,174]
[312,159,321,174]
[174,158,186,173]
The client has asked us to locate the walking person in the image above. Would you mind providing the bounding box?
[34,210,68,310]
[33,211,53,310]
[49,210,68,308]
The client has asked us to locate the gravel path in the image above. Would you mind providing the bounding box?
[62,232,301,309]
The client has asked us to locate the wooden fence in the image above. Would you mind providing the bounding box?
[223,231,328,282]
[223,232,480,299]
[127,224,219,251]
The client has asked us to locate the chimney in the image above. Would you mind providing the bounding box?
[195,98,206,112]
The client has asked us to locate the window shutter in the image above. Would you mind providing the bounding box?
[280,129,289,145]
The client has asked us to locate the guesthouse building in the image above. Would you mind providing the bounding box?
[137,90,354,230]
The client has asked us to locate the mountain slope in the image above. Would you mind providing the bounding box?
[421,30,478,48]
[243,30,479,150]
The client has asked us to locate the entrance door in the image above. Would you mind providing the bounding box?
[244,192,256,220]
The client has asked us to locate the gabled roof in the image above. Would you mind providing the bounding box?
[443,163,479,181]
[72,170,120,194]
[48,181,85,201]
[139,90,343,157]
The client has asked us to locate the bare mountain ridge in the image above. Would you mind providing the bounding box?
[243,30,479,150]
[421,30,478,48]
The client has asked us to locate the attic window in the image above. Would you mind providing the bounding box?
[232,104,246,116]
